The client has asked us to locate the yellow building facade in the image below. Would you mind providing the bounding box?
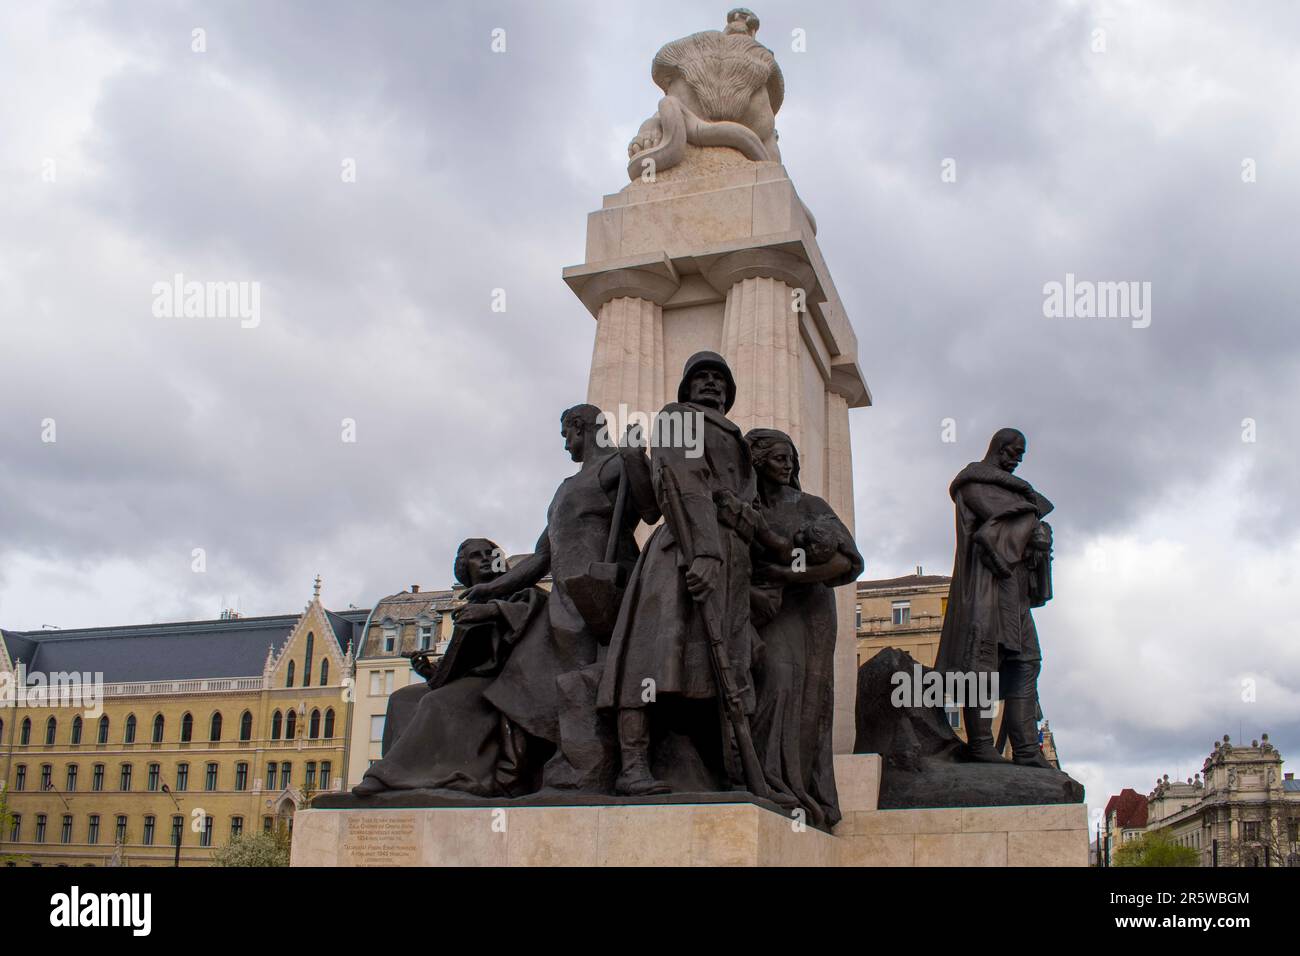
[0,584,365,866]
[854,569,951,669]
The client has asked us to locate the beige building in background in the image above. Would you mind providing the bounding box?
[1141,734,1300,866]
[854,568,950,669]
[0,581,363,866]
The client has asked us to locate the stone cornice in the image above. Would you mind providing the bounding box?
[701,247,816,296]
[563,252,680,314]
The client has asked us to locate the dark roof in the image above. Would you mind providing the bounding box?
[1104,789,1149,828]
[324,608,366,653]
[1284,779,1300,793]
[371,588,458,623]
[857,573,952,591]
[2,630,38,668]
[0,607,369,683]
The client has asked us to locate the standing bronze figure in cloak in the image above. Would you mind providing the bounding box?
[934,428,1054,769]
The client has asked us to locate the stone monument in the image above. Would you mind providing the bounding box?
[565,7,870,756]
[292,12,1090,867]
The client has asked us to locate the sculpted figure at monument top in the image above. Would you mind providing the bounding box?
[626,8,784,181]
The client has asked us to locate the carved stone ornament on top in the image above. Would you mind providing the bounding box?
[627,8,784,181]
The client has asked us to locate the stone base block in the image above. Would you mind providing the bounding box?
[834,801,1089,867]
[292,789,1087,867]
[833,753,881,813]
[291,802,838,867]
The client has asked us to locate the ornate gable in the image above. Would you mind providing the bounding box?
[268,577,348,689]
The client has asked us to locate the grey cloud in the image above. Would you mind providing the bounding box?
[2,0,1298,804]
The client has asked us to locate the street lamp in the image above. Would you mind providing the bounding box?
[43,782,71,811]
[161,783,182,868]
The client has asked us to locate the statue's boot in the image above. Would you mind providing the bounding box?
[963,707,1007,763]
[351,775,384,797]
[614,709,670,796]
[1005,697,1053,769]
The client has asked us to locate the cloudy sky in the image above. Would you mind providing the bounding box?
[2,0,1297,823]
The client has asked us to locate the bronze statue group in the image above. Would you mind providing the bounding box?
[351,352,1056,828]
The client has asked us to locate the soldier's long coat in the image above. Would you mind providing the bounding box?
[597,402,758,712]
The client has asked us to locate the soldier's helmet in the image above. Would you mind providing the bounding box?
[677,351,737,411]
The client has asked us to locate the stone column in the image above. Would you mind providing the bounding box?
[572,265,680,424]
[705,249,817,450]
[825,386,858,753]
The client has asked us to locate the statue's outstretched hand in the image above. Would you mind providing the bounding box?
[408,651,438,681]
[461,582,498,604]
[453,602,498,625]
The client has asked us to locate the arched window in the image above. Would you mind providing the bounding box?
[97,715,109,744]
[239,710,253,741]
[320,659,329,686]
[287,660,295,688]
[180,712,193,743]
[271,711,282,740]
[71,716,83,745]
[323,708,335,739]
[209,712,223,742]
[124,714,137,744]
[304,632,314,688]
[285,710,297,740]
[309,709,321,739]
[45,716,57,745]
[152,714,165,743]
[20,717,31,746]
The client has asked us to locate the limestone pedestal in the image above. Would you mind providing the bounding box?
[564,146,872,754]
[828,754,1088,866]
[292,756,1088,867]
[291,801,840,867]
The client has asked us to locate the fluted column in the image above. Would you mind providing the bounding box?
[824,390,854,531]
[825,387,857,753]
[571,264,679,425]
[587,295,666,423]
[706,249,817,450]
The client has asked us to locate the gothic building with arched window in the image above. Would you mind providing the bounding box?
[0,579,363,867]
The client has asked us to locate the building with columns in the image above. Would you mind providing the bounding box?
[1140,735,1300,867]
[0,582,364,866]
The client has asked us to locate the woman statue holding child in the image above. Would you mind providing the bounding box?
[745,428,863,828]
